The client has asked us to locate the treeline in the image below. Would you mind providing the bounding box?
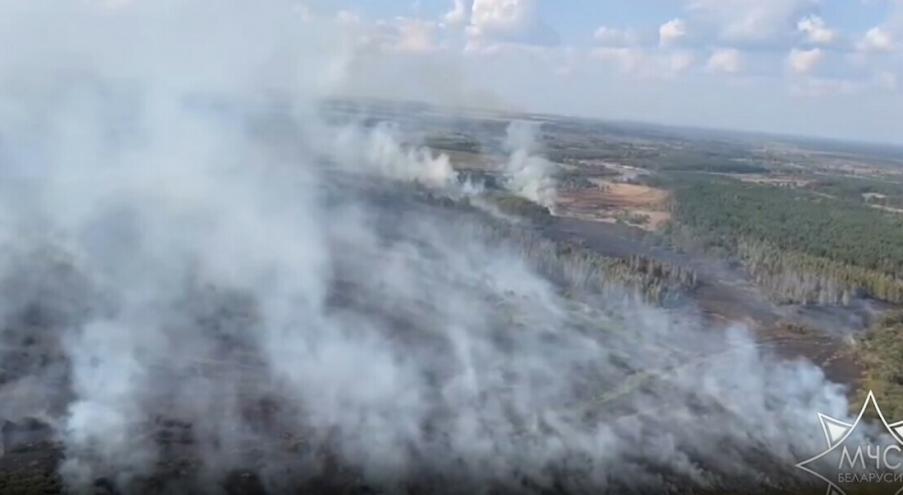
[858,311,903,420]
[484,222,698,306]
[737,239,903,305]
[805,176,903,210]
[652,158,767,174]
[670,177,903,304]
[423,189,699,305]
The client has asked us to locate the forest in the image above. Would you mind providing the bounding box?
[669,176,903,304]
[477,195,698,305]
[805,176,903,210]
[859,311,903,419]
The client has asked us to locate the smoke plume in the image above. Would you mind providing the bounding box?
[0,1,865,494]
[502,121,558,209]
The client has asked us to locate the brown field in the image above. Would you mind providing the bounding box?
[439,150,673,230]
[555,180,671,231]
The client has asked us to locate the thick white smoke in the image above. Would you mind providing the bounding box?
[502,121,557,209]
[332,123,459,189]
[0,1,860,493]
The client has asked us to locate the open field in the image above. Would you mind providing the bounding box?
[556,179,671,230]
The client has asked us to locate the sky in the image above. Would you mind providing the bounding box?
[287,0,903,145]
[2,0,898,145]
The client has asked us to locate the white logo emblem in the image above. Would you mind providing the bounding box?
[797,391,903,495]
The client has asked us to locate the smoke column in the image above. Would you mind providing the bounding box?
[0,1,862,493]
[502,121,558,209]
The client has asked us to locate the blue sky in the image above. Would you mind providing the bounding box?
[31,0,898,145]
[0,0,897,143]
[311,0,893,36]
[319,1,888,31]
[300,0,903,144]
[315,0,894,41]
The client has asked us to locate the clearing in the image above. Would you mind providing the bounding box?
[555,179,671,231]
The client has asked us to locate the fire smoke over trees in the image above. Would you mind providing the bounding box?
[0,1,868,493]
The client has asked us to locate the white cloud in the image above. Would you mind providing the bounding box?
[858,26,895,53]
[593,26,640,46]
[222,0,900,143]
[335,12,441,55]
[469,0,534,38]
[787,47,824,74]
[444,0,471,26]
[797,15,837,45]
[391,18,441,53]
[669,50,696,73]
[689,0,816,43]
[659,18,688,47]
[706,48,743,73]
[466,0,558,47]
